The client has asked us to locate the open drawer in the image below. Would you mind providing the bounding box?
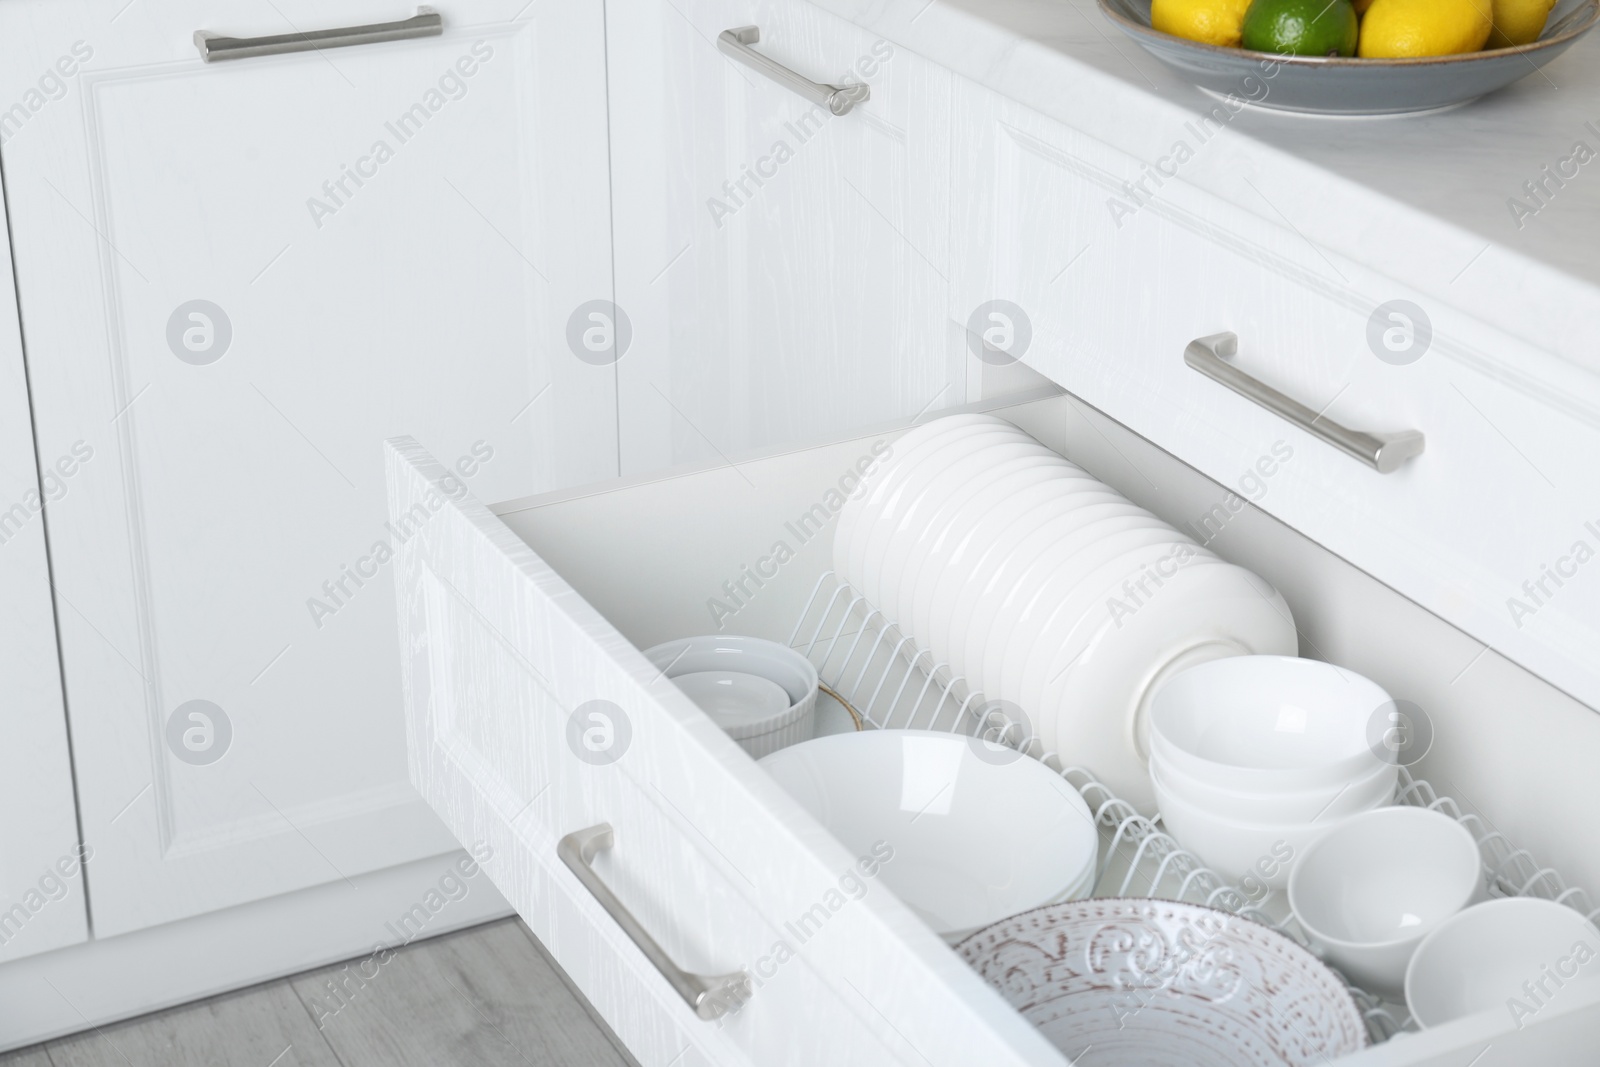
[385,391,1600,1066]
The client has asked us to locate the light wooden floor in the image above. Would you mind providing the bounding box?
[0,919,639,1067]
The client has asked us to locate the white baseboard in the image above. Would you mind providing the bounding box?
[0,850,513,1052]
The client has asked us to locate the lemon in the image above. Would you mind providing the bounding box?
[1488,0,1556,46]
[1153,0,1255,46]
[1242,0,1360,55]
[1357,0,1494,56]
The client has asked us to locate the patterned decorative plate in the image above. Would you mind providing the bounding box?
[1099,0,1599,116]
[956,898,1367,1066]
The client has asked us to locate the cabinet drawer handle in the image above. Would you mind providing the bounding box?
[716,26,869,116]
[559,823,752,1021]
[1185,332,1425,474]
[194,6,442,62]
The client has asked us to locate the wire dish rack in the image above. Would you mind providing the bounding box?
[787,570,1600,1044]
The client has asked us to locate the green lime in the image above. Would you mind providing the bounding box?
[1240,0,1359,55]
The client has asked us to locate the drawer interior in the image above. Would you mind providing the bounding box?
[483,389,1600,1063]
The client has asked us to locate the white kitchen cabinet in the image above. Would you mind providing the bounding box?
[389,392,1600,1065]
[947,78,1600,717]
[0,0,616,936]
[606,0,966,473]
[0,188,86,964]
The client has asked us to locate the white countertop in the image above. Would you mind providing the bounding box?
[818,0,1600,380]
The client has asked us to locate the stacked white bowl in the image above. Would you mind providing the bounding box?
[835,413,1297,812]
[1148,656,1401,888]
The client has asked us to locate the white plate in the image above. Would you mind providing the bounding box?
[959,899,1368,1065]
[966,511,1171,703]
[940,499,1145,687]
[852,426,1028,610]
[834,413,1013,586]
[1033,562,1298,813]
[900,454,1083,651]
[926,474,1122,671]
[977,519,1178,708]
[876,440,1058,630]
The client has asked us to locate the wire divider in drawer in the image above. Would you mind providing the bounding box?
[788,571,1599,1044]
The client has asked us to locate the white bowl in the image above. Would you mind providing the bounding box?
[1031,563,1298,815]
[671,670,791,723]
[958,899,1368,1065]
[1154,781,1387,889]
[1289,807,1483,999]
[1150,656,1394,792]
[644,636,818,758]
[1405,897,1600,1028]
[759,730,1098,941]
[1150,744,1398,823]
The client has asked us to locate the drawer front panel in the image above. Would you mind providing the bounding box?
[952,81,1600,713]
[386,438,1063,1067]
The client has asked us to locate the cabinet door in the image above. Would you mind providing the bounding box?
[607,0,965,473]
[0,0,617,935]
[0,189,86,963]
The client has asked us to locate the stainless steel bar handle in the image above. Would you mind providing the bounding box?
[716,26,869,115]
[559,823,752,1021]
[195,7,442,62]
[1185,332,1425,474]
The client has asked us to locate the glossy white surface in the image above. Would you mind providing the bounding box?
[1289,807,1483,999]
[1152,747,1396,822]
[673,672,793,725]
[759,730,1098,943]
[1405,897,1600,1028]
[1151,656,1393,787]
[836,415,1296,812]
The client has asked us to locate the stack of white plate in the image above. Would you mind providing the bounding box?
[835,413,1297,812]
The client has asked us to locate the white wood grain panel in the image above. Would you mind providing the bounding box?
[0,161,85,963]
[0,0,618,935]
[606,0,965,474]
[386,435,1065,1067]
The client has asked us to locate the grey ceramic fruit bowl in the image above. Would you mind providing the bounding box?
[1099,0,1599,115]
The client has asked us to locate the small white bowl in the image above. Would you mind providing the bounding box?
[671,671,791,723]
[1150,656,1394,792]
[1406,897,1600,1028]
[1154,780,1388,889]
[1150,745,1398,823]
[644,636,817,759]
[1289,807,1483,999]
[759,730,1098,942]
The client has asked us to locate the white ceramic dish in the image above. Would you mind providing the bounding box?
[958,898,1368,1065]
[835,413,1009,586]
[644,635,818,759]
[1151,744,1398,822]
[759,730,1099,941]
[921,471,1113,661]
[1405,896,1600,1028]
[1289,807,1483,998]
[854,427,1028,610]
[1027,561,1297,814]
[1150,656,1394,792]
[895,455,1102,645]
[671,670,792,724]
[875,440,1058,628]
[1154,780,1387,889]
